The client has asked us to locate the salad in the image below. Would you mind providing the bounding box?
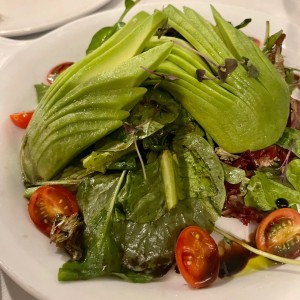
[11,0,300,289]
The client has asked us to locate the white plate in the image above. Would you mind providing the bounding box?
[0,0,112,37]
[0,1,300,299]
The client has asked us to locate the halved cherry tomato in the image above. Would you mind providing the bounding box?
[47,62,73,84]
[255,208,300,259]
[10,111,34,129]
[28,185,80,237]
[249,36,261,47]
[175,226,220,288]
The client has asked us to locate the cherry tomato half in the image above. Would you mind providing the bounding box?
[47,62,73,84]
[28,185,80,236]
[10,111,34,129]
[255,208,300,259]
[175,226,220,288]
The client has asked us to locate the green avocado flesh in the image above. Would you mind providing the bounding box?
[20,6,290,184]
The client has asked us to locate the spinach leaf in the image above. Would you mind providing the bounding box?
[172,129,226,222]
[58,166,214,281]
[113,199,213,277]
[117,158,167,223]
[58,173,126,281]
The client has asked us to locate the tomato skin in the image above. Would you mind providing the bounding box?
[28,185,80,237]
[47,62,73,84]
[175,226,220,288]
[10,111,34,129]
[255,208,300,259]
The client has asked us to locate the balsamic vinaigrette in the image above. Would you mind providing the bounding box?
[218,237,278,278]
[218,238,253,278]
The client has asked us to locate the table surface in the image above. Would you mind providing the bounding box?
[1,0,299,299]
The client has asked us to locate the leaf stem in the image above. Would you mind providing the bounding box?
[119,0,141,22]
[214,225,300,266]
[134,139,147,180]
[172,39,219,67]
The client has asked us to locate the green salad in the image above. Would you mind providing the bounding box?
[16,0,300,289]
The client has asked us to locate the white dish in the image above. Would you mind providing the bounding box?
[0,0,112,37]
[0,1,300,299]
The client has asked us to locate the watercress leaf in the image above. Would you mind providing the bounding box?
[244,171,300,211]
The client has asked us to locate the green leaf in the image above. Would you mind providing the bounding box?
[276,127,300,157]
[262,23,284,53]
[117,158,166,223]
[235,18,252,29]
[34,83,49,103]
[82,144,135,173]
[86,0,142,54]
[113,199,213,276]
[244,171,300,211]
[286,159,300,191]
[86,22,125,55]
[82,88,180,173]
[222,162,246,184]
[127,88,181,140]
[172,128,226,222]
[58,172,126,281]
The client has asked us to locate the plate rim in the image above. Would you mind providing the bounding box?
[0,1,300,299]
[0,0,113,38]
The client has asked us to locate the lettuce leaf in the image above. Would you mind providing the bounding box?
[245,171,300,211]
